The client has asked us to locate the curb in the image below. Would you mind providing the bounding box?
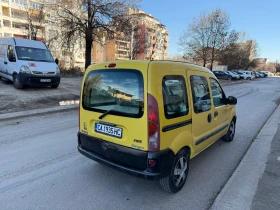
[0,104,78,122]
[210,105,280,210]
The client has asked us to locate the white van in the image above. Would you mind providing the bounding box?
[0,38,60,89]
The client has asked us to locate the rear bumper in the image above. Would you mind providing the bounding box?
[77,132,175,180]
[19,72,60,86]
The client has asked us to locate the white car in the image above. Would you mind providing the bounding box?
[242,71,255,80]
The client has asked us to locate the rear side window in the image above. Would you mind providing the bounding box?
[162,75,189,119]
[190,75,212,113]
[82,69,144,118]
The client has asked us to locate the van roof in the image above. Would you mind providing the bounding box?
[91,60,213,74]
[0,37,47,49]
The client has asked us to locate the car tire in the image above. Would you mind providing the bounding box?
[51,84,59,88]
[222,119,236,142]
[13,74,23,89]
[160,149,190,193]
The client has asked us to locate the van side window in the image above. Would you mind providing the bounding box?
[190,75,211,113]
[210,78,227,107]
[7,45,15,62]
[0,44,6,58]
[162,75,189,119]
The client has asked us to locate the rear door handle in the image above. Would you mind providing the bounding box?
[4,61,8,65]
[207,113,212,123]
[214,111,218,117]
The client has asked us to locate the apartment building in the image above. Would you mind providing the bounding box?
[0,0,85,68]
[92,8,169,62]
[0,0,45,39]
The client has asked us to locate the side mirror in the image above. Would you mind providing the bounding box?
[227,96,237,105]
[9,54,16,62]
[55,59,59,65]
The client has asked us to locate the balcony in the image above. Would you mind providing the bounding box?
[3,20,11,28]
[117,46,130,51]
[164,43,169,47]
[1,0,9,4]
[116,54,130,60]
[116,37,130,43]
[164,36,169,41]
[2,6,10,17]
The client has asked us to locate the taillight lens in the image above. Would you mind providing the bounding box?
[148,94,160,152]
[79,90,81,131]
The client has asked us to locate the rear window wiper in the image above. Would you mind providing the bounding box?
[99,109,127,119]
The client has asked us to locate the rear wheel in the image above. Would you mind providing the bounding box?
[223,119,236,142]
[160,149,190,193]
[13,74,23,89]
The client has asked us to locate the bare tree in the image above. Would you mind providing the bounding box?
[129,24,146,60]
[23,1,45,40]
[178,12,212,67]
[51,0,140,69]
[207,9,239,70]
[179,9,238,69]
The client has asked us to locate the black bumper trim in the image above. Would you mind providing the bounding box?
[196,124,229,145]
[18,72,60,86]
[78,146,162,180]
[77,132,175,180]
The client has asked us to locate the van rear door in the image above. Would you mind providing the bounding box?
[80,63,148,151]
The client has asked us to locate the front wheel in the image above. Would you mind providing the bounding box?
[223,119,236,142]
[160,149,190,193]
[13,74,23,89]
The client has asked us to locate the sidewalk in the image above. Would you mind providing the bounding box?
[210,105,280,210]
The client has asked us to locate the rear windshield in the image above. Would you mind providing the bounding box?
[82,69,144,118]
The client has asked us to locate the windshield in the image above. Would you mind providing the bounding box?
[15,46,54,62]
[82,69,144,118]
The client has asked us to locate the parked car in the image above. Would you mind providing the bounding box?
[0,37,60,89]
[213,70,232,80]
[255,72,263,78]
[242,71,255,80]
[261,71,273,77]
[232,70,247,79]
[78,60,237,193]
[225,71,240,80]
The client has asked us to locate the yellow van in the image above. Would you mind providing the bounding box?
[77,60,237,193]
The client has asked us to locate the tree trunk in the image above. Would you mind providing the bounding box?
[85,34,93,69]
[210,47,215,71]
[85,0,93,69]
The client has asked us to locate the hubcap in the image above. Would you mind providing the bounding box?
[229,122,235,139]
[173,157,188,187]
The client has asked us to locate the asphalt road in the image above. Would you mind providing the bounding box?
[1,77,280,210]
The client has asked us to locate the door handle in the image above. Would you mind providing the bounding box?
[4,61,8,65]
[207,113,212,123]
[214,111,218,117]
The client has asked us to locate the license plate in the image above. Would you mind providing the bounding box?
[95,123,122,138]
[40,79,51,82]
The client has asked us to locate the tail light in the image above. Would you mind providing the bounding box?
[79,90,81,131]
[148,93,160,152]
